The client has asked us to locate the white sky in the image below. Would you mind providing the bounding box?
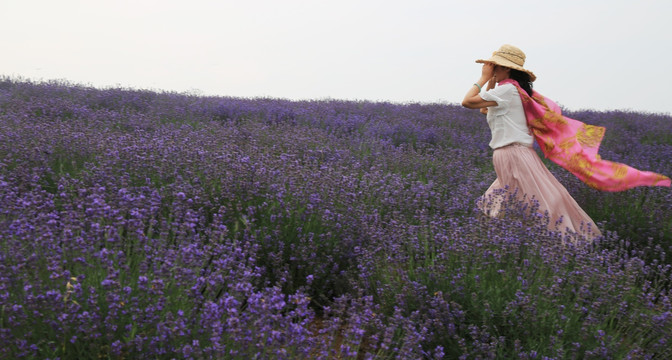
[2,0,671,114]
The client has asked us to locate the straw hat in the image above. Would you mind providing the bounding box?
[476,44,536,82]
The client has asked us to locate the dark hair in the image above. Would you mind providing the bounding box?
[509,69,533,97]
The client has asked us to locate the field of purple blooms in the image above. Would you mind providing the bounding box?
[0,77,671,359]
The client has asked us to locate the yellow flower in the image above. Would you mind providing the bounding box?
[576,124,605,148]
[544,111,567,126]
[559,136,576,151]
[611,163,628,179]
[568,153,594,178]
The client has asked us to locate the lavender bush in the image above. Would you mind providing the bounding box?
[0,78,670,359]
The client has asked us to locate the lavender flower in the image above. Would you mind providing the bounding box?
[0,77,670,358]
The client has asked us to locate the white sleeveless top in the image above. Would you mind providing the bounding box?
[479,83,534,150]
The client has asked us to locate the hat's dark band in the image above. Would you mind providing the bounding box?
[495,51,525,61]
[493,54,524,67]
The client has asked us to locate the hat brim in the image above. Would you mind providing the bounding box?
[475,58,536,82]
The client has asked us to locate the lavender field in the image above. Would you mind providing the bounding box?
[1,78,671,359]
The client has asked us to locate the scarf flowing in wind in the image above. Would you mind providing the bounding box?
[499,79,671,191]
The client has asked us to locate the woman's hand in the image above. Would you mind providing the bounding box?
[486,76,496,91]
[479,76,495,113]
[461,62,498,109]
[481,63,495,80]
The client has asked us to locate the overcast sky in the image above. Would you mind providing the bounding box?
[2,0,671,114]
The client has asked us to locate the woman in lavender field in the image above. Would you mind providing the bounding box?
[462,44,670,238]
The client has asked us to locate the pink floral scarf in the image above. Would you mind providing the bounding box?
[499,78,670,191]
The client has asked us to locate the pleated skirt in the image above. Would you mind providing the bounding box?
[478,143,601,238]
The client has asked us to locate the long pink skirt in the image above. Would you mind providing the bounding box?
[478,143,601,238]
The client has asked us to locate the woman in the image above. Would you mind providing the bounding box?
[462,44,671,238]
[462,44,599,237]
